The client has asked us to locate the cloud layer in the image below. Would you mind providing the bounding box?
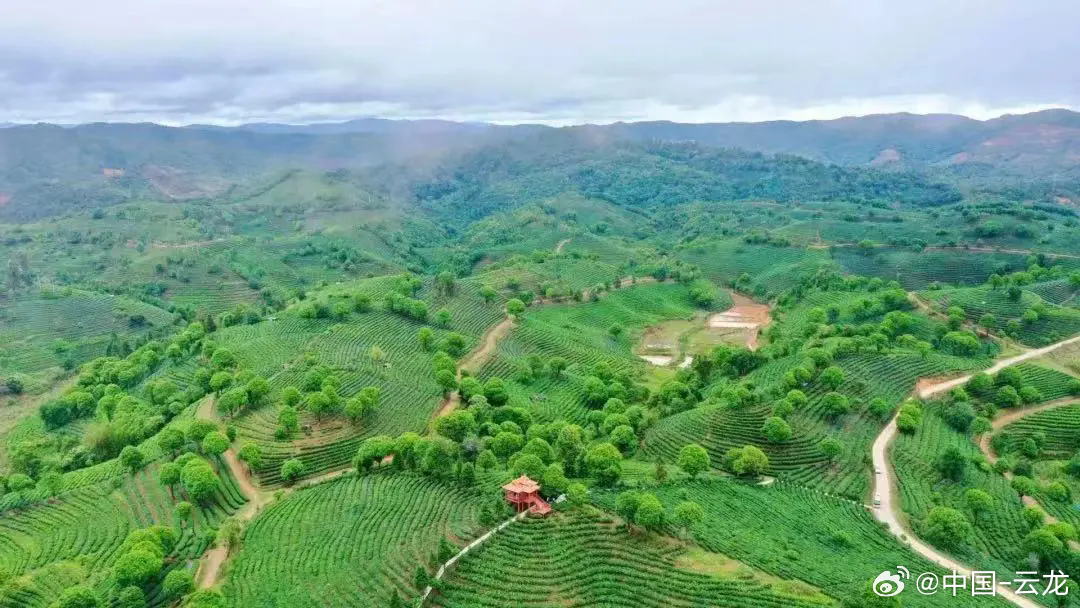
[2,0,1078,124]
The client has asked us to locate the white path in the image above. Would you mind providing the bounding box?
[918,335,1080,399]
[869,332,1080,608]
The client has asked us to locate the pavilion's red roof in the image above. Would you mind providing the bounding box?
[502,475,540,494]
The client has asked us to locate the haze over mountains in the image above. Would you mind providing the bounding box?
[1,109,1079,222]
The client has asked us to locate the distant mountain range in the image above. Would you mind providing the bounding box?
[0,110,1078,221]
[190,109,1080,173]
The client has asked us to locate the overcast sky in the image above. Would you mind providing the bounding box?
[2,0,1078,125]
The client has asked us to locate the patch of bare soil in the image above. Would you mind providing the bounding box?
[143,165,231,200]
[914,374,966,397]
[706,291,772,349]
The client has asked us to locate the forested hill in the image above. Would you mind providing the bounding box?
[389,131,962,220]
[2,109,1080,222]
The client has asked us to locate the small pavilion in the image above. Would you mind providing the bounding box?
[502,475,551,516]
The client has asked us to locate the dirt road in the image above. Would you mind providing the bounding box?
[554,238,571,254]
[193,398,266,589]
[870,332,1080,608]
[871,416,1041,608]
[432,276,657,420]
[918,334,1080,399]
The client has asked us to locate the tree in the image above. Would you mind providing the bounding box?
[936,446,967,481]
[548,356,568,378]
[762,416,792,442]
[476,449,498,471]
[585,442,622,486]
[175,501,193,526]
[120,445,145,473]
[677,443,710,479]
[158,428,185,456]
[201,432,229,460]
[182,590,228,608]
[819,437,843,461]
[181,458,219,503]
[417,327,435,351]
[435,308,452,327]
[566,482,587,507]
[505,298,525,318]
[159,462,181,498]
[614,490,640,525]
[489,431,524,459]
[943,402,976,433]
[541,462,568,496]
[923,506,971,549]
[282,386,301,407]
[1012,475,1037,498]
[607,323,624,339]
[822,391,850,418]
[435,368,458,395]
[634,493,664,532]
[280,458,306,485]
[964,488,993,524]
[238,442,262,472]
[187,419,217,443]
[480,285,496,303]
[163,569,194,600]
[5,375,24,394]
[674,500,704,536]
[278,406,299,434]
[116,586,146,608]
[483,377,509,406]
[820,366,845,390]
[732,445,769,477]
[995,385,1021,408]
[511,454,545,481]
[114,548,164,587]
[1024,527,1065,569]
[841,581,902,608]
[435,410,477,443]
[609,425,637,453]
[53,586,102,608]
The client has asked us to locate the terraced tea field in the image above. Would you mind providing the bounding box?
[223,473,484,607]
[0,460,246,607]
[0,289,177,391]
[995,403,1080,459]
[594,480,1005,608]
[892,405,1034,578]
[921,285,1080,346]
[433,511,832,608]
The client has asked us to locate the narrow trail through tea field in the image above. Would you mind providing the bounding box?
[193,397,268,589]
[975,397,1080,550]
[432,274,656,421]
[871,332,1080,608]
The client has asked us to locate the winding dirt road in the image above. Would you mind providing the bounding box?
[918,334,1080,399]
[193,398,267,589]
[871,333,1080,608]
[872,418,1042,607]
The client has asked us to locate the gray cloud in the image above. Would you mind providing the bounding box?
[1,0,1078,124]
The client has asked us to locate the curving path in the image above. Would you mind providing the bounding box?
[871,332,1080,608]
[193,397,266,588]
[918,334,1080,399]
[432,275,657,421]
[872,416,1041,607]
